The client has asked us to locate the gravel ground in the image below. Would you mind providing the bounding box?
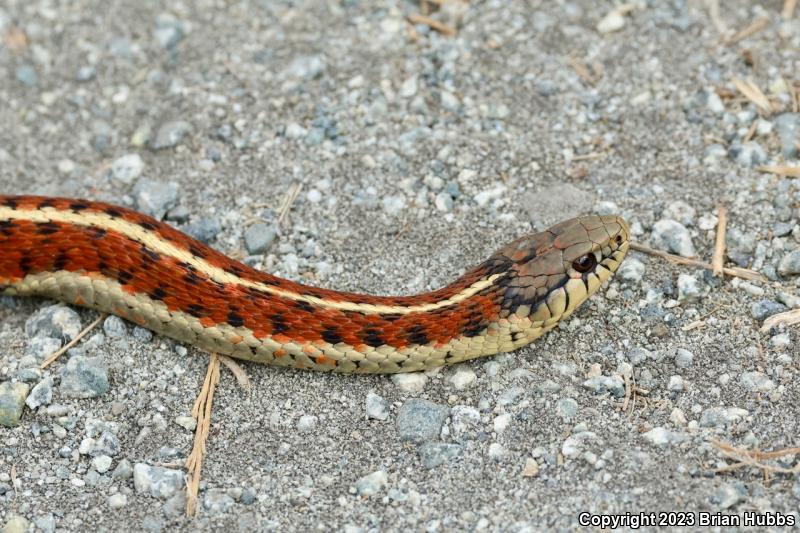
[2,0,800,531]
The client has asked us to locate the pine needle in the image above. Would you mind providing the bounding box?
[40,314,106,369]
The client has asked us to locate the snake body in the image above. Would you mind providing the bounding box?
[0,195,629,373]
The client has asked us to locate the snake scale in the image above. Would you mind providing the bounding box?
[0,195,629,373]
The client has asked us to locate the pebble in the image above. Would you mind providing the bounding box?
[667,375,685,391]
[749,300,786,320]
[663,201,696,226]
[107,493,128,509]
[133,179,179,219]
[651,219,696,257]
[204,490,235,515]
[627,347,652,365]
[133,463,185,499]
[774,113,800,158]
[677,274,702,302]
[365,392,389,421]
[15,64,38,86]
[728,141,766,167]
[0,381,29,427]
[709,481,747,510]
[296,414,318,433]
[150,120,192,150]
[2,516,29,533]
[446,367,476,390]
[355,470,387,497]
[396,398,449,443]
[113,459,133,480]
[110,153,145,184]
[103,315,128,338]
[184,217,222,243]
[434,192,454,212]
[597,9,626,34]
[283,55,325,80]
[25,377,53,410]
[778,250,800,276]
[642,427,688,447]
[556,398,579,420]
[391,373,427,392]
[92,455,113,473]
[418,443,463,469]
[616,257,644,283]
[32,515,55,533]
[59,355,110,398]
[674,348,694,367]
[153,13,186,49]
[582,375,625,397]
[174,415,197,431]
[244,223,277,254]
[699,407,748,427]
[76,65,96,82]
[25,304,82,342]
[739,371,775,392]
[562,431,601,458]
[451,406,480,435]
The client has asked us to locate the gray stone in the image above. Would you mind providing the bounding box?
[110,153,145,184]
[296,414,318,433]
[749,300,786,320]
[60,356,109,398]
[76,65,96,82]
[244,223,277,254]
[133,179,179,219]
[677,274,703,302]
[627,347,652,365]
[92,430,121,456]
[418,442,463,469]
[25,377,53,410]
[25,304,82,342]
[133,463,184,499]
[778,250,800,276]
[3,516,29,533]
[0,381,29,427]
[556,398,579,419]
[774,113,800,159]
[283,55,325,80]
[582,375,625,397]
[112,459,133,480]
[355,470,387,496]
[32,514,55,533]
[728,141,766,167]
[184,217,222,243]
[396,398,449,443]
[699,407,748,427]
[150,121,192,150]
[103,315,128,338]
[365,392,389,421]
[203,489,236,515]
[674,348,694,367]
[642,426,688,447]
[663,201,696,226]
[132,326,154,343]
[740,371,775,392]
[154,13,186,49]
[15,64,38,86]
[651,219,695,257]
[617,257,645,283]
[25,337,62,360]
[709,481,747,510]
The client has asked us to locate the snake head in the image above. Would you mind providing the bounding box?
[495,215,630,323]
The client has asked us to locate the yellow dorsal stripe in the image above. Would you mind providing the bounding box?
[0,206,500,315]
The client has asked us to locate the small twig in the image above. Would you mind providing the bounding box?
[567,57,596,86]
[571,151,608,162]
[710,439,800,475]
[783,0,797,19]
[218,354,252,391]
[40,314,106,369]
[756,164,800,177]
[706,0,725,33]
[629,242,766,281]
[760,308,800,332]
[186,353,221,516]
[731,77,772,114]
[278,182,302,228]
[790,80,799,113]
[742,118,759,142]
[407,13,456,36]
[712,205,727,277]
[725,16,770,45]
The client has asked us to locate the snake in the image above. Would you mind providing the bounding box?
[0,195,629,373]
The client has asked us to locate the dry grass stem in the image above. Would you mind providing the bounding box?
[712,205,727,277]
[725,16,770,45]
[710,439,800,478]
[186,353,221,516]
[629,242,766,281]
[567,57,596,86]
[783,0,797,18]
[760,308,800,332]
[219,354,252,391]
[731,77,772,114]
[407,13,456,36]
[757,164,800,177]
[40,314,106,369]
[706,0,725,33]
[278,182,302,228]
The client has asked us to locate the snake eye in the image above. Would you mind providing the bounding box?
[572,254,597,273]
[615,235,623,245]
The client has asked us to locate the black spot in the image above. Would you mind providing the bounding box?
[140,245,160,263]
[19,255,32,274]
[186,304,206,317]
[3,198,18,209]
[227,311,244,328]
[53,252,68,270]
[116,270,133,284]
[295,300,314,313]
[69,201,89,212]
[262,278,282,286]
[36,222,60,235]
[382,313,402,322]
[405,324,429,346]
[0,219,15,235]
[139,220,157,231]
[188,244,206,258]
[462,320,487,338]
[224,264,243,276]
[321,328,343,344]
[362,328,384,348]
[38,198,55,209]
[88,227,107,239]
[271,314,289,334]
[149,287,167,300]
[302,289,325,299]
[104,207,123,218]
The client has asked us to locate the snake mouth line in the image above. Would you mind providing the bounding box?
[0,195,629,373]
